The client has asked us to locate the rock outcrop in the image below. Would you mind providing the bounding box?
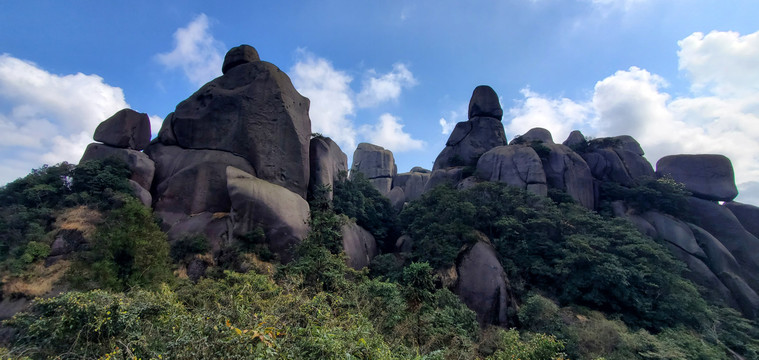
[80,143,155,191]
[341,222,379,270]
[309,136,348,200]
[582,136,654,187]
[93,109,152,151]
[433,86,507,170]
[475,145,547,196]
[725,201,759,239]
[656,155,738,201]
[388,167,431,210]
[350,143,397,196]
[455,233,514,327]
[227,167,310,263]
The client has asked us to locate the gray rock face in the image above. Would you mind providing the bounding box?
[433,117,508,170]
[165,212,231,253]
[157,112,177,145]
[724,201,759,239]
[515,127,554,144]
[582,136,654,187]
[657,154,738,201]
[226,167,310,263]
[687,196,759,293]
[476,145,547,196]
[667,245,738,308]
[341,222,378,270]
[128,179,152,207]
[392,170,431,204]
[541,144,595,209]
[455,235,513,327]
[222,44,260,74]
[468,85,503,120]
[171,57,311,198]
[641,211,706,258]
[80,143,155,190]
[563,130,586,149]
[350,143,396,196]
[93,108,151,150]
[145,143,255,227]
[309,136,348,200]
[424,167,465,192]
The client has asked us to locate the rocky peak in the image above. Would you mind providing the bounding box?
[468,85,503,120]
[222,44,260,74]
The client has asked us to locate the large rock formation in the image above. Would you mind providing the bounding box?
[475,145,547,196]
[656,154,738,201]
[388,167,431,210]
[226,167,310,263]
[167,45,311,199]
[582,135,654,187]
[350,143,397,196]
[725,201,759,239]
[80,143,155,191]
[455,233,514,327]
[433,86,507,170]
[93,109,152,151]
[341,222,379,270]
[309,136,348,200]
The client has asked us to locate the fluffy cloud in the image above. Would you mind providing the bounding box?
[291,51,424,154]
[0,54,130,184]
[156,13,224,86]
[506,30,759,204]
[361,113,425,152]
[507,88,592,141]
[357,63,417,108]
[290,51,357,152]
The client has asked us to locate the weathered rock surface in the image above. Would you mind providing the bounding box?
[309,136,348,200]
[145,143,255,227]
[433,117,508,170]
[687,197,759,292]
[455,234,513,327]
[541,143,595,209]
[667,245,737,308]
[128,179,152,207]
[641,211,706,259]
[93,108,151,150]
[391,168,431,204]
[157,112,177,145]
[80,143,155,190]
[475,145,547,196]
[226,167,309,262]
[514,127,554,144]
[563,130,586,149]
[170,49,311,198]
[657,155,738,201]
[350,143,396,196]
[341,222,378,270]
[424,167,465,192]
[468,85,503,120]
[724,201,759,239]
[222,44,260,74]
[165,212,231,253]
[582,136,654,187]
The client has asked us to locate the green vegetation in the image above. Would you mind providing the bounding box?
[599,175,691,216]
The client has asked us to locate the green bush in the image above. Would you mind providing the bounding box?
[170,233,209,262]
[485,329,566,360]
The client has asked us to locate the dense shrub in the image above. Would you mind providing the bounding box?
[333,171,400,251]
[599,176,691,217]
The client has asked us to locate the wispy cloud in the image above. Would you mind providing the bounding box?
[291,50,424,154]
[156,13,224,86]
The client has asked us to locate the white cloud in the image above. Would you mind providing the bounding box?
[360,113,425,152]
[587,0,650,11]
[507,88,592,141]
[149,115,163,136]
[678,30,759,97]
[156,13,223,86]
[291,50,357,151]
[357,63,417,108]
[0,54,129,184]
[439,117,456,135]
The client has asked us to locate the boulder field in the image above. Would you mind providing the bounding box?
[78,44,759,325]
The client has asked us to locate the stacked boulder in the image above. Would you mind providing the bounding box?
[427,86,509,191]
[80,108,155,207]
[350,143,397,196]
[388,167,431,211]
[309,136,348,200]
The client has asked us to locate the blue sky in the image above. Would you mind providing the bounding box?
[2,0,759,204]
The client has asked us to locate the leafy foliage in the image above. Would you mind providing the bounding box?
[599,176,691,216]
[333,171,400,251]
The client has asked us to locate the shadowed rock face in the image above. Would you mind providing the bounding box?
[582,136,654,187]
[468,85,503,120]
[309,136,348,200]
[341,222,378,269]
[222,44,260,74]
[94,108,152,151]
[657,154,738,201]
[725,201,759,239]
[80,143,155,191]
[515,127,554,144]
[171,58,311,198]
[476,145,547,196]
[542,143,595,209]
